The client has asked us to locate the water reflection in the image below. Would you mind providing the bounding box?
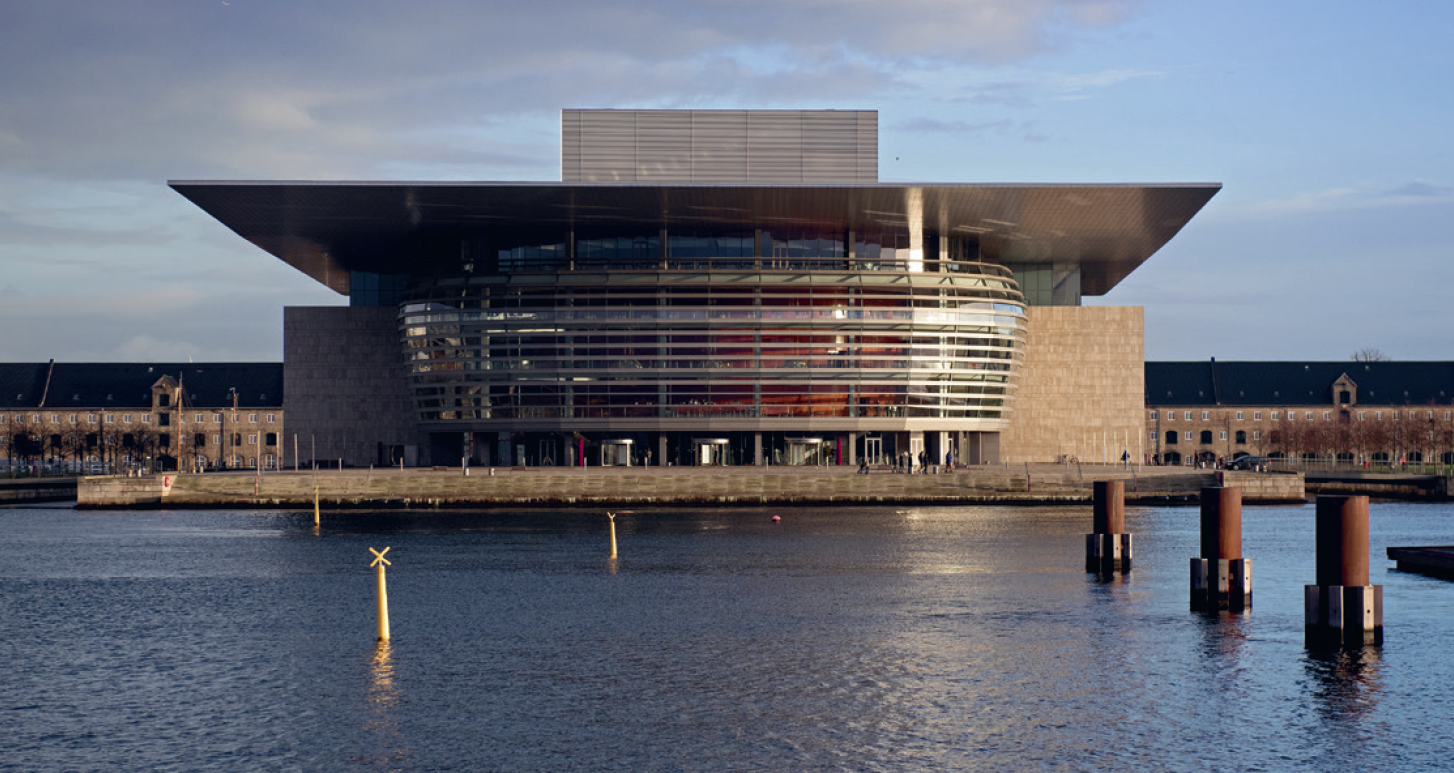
[1305,646,1383,721]
[356,642,407,770]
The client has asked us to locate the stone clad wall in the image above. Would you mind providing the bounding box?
[284,307,421,468]
[1001,306,1146,464]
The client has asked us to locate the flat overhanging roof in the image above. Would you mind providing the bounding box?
[169,181,1220,297]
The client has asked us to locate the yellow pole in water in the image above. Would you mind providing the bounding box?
[313,485,320,528]
[370,547,391,642]
[607,512,618,559]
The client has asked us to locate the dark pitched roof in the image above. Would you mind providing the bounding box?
[1146,361,1454,407]
[0,363,283,410]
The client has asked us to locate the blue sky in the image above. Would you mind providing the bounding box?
[2,0,1450,362]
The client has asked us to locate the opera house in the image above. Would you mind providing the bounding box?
[171,110,1217,468]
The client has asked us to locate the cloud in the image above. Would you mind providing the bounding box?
[1381,181,1454,198]
[1216,181,1454,220]
[0,0,1150,183]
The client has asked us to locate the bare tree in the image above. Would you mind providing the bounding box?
[1351,348,1391,362]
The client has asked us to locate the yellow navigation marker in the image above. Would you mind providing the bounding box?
[607,512,618,559]
[313,485,320,528]
[370,547,392,642]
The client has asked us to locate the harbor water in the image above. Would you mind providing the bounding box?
[3,501,1453,771]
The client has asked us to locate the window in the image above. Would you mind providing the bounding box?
[248,434,258,444]
[1165,431,1178,445]
[1254,411,1262,421]
[1235,430,1247,444]
[50,414,59,424]
[266,414,276,424]
[1185,431,1193,441]
[1219,430,1227,441]
[1253,430,1262,440]
[1357,412,1366,421]
[68,415,77,424]
[123,414,132,424]
[213,434,221,444]
[265,433,277,446]
[1236,411,1244,421]
[195,414,204,423]
[1166,411,1175,421]
[1149,430,1157,442]
[88,414,97,424]
[1200,430,1213,444]
[1375,411,1383,420]
[1446,412,1452,421]
[1305,412,1313,420]
[1393,411,1400,421]
[15,415,24,424]
[1287,412,1295,421]
[159,413,170,427]
[1323,411,1331,420]
[0,415,5,424]
[214,414,223,424]
[180,413,187,424]
[141,414,151,424]
[249,414,257,424]
[1271,411,1280,420]
[1184,411,1192,421]
[1201,411,1210,421]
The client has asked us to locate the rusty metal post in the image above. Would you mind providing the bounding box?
[1086,480,1132,572]
[1191,487,1252,611]
[1306,496,1383,645]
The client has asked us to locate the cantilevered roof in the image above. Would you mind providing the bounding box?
[170,181,1220,297]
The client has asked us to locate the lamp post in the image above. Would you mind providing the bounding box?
[227,387,238,471]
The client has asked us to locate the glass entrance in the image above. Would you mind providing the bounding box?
[863,437,882,466]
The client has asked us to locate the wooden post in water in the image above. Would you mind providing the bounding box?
[370,547,391,642]
[1086,480,1132,572]
[1191,487,1252,611]
[1305,496,1383,646]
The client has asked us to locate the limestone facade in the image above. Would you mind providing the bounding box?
[1000,306,1146,464]
[284,306,421,468]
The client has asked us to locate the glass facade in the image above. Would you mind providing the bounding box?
[399,232,1027,437]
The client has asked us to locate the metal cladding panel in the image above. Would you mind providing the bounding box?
[561,110,581,181]
[573,111,639,182]
[635,111,693,182]
[746,111,805,182]
[691,110,750,181]
[562,109,876,183]
[858,112,878,182]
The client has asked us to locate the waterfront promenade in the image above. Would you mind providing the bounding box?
[76,463,1305,508]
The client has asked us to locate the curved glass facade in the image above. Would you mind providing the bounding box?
[400,259,1027,435]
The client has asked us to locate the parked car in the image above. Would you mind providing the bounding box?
[1227,455,1269,471]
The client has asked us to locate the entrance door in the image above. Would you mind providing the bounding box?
[863,437,882,466]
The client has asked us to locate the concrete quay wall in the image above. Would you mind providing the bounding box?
[0,478,79,504]
[76,467,1305,508]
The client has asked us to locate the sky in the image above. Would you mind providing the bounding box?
[2,0,1451,363]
